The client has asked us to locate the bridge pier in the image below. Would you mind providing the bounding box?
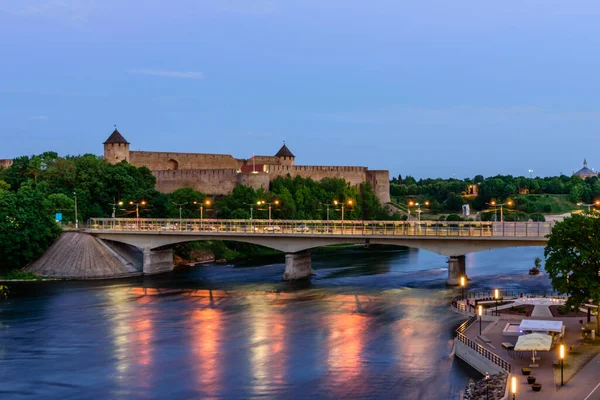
[447,255,466,286]
[143,247,174,275]
[283,251,314,281]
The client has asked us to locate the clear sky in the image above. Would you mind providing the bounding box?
[1,0,599,179]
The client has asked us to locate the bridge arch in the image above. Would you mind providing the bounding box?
[90,232,546,257]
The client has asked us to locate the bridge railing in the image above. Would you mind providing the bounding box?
[454,315,512,372]
[451,289,564,315]
[87,218,554,238]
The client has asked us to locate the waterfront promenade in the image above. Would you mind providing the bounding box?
[455,296,600,399]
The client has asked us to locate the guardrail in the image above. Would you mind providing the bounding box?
[454,315,512,372]
[451,289,564,315]
[87,218,554,238]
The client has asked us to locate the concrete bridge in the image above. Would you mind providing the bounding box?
[83,218,554,284]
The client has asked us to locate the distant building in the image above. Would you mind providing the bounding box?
[573,159,597,179]
[0,159,13,168]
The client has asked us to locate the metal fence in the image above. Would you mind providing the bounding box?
[454,315,512,372]
[87,218,554,238]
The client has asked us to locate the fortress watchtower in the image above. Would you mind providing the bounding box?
[275,143,295,166]
[103,128,130,164]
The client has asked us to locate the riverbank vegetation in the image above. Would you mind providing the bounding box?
[544,214,600,332]
[391,174,598,218]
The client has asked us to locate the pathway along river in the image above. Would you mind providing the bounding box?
[0,246,552,400]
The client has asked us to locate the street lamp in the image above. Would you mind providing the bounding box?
[73,191,79,229]
[576,200,600,212]
[511,376,517,399]
[559,343,565,386]
[129,200,147,220]
[194,199,212,221]
[173,202,187,228]
[528,169,533,179]
[487,200,513,222]
[111,199,124,219]
[485,372,490,400]
[478,304,483,335]
[413,201,430,221]
[460,276,466,300]
[258,199,280,220]
[334,199,353,233]
[243,202,260,220]
[320,202,332,221]
[494,289,500,316]
[407,200,414,221]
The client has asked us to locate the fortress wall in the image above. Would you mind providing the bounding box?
[153,169,239,195]
[237,172,271,191]
[366,170,391,204]
[266,165,369,188]
[251,155,280,165]
[0,159,13,168]
[131,151,243,171]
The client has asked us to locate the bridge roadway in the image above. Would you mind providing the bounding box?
[85,218,554,284]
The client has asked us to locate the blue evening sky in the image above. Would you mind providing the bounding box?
[1,0,599,179]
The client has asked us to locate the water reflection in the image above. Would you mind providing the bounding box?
[0,247,552,400]
[190,307,222,398]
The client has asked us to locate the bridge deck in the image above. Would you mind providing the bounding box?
[88,219,553,238]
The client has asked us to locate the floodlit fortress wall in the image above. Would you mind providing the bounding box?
[102,129,390,203]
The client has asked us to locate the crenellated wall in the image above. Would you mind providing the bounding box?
[153,169,239,195]
[131,151,244,171]
[266,165,369,188]
[151,165,391,205]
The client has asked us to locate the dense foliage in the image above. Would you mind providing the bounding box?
[391,173,600,216]
[544,214,600,331]
[0,185,62,270]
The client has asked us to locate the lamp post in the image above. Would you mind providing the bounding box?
[460,276,466,300]
[494,289,500,316]
[528,169,533,179]
[173,202,187,229]
[559,343,565,386]
[487,200,513,222]
[577,200,600,212]
[258,200,280,220]
[334,199,353,233]
[478,304,483,335]
[511,376,517,400]
[320,202,331,222]
[129,201,147,220]
[73,191,78,229]
[111,199,124,219]
[485,372,490,400]
[194,199,212,228]
[407,200,414,221]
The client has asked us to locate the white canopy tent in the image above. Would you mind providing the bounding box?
[519,319,563,333]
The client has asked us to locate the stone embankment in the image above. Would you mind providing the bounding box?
[462,373,507,400]
[24,232,142,279]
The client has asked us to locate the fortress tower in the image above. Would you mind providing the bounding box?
[275,143,295,166]
[103,128,130,164]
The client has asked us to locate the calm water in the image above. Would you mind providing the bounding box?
[0,246,552,400]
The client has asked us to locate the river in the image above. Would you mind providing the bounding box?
[0,246,552,399]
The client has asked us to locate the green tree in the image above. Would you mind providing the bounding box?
[544,214,600,332]
[0,186,62,271]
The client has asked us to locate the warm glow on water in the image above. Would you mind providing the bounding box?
[0,247,551,399]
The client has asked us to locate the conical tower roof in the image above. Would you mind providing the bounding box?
[103,128,129,145]
[275,143,294,158]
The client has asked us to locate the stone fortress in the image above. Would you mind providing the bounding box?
[103,129,391,204]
